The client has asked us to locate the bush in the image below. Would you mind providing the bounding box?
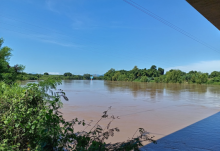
[117,74,128,81]
[64,72,73,76]
[140,76,148,82]
[154,77,159,83]
[207,76,220,85]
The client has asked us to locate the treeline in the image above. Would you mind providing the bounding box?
[19,72,104,80]
[104,65,220,85]
[104,65,164,82]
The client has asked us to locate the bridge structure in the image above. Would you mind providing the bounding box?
[187,0,220,30]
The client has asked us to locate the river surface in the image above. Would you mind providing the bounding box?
[21,80,220,144]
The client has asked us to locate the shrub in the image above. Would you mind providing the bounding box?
[140,76,148,82]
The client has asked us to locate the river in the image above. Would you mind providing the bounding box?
[21,80,220,145]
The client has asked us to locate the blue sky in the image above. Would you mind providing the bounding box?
[1,0,220,75]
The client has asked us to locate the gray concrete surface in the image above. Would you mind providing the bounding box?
[140,112,220,151]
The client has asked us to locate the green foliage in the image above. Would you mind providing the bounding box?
[64,72,73,76]
[207,76,220,85]
[209,71,220,78]
[44,72,49,75]
[0,38,25,84]
[154,77,159,83]
[128,74,135,81]
[150,65,156,70]
[158,67,164,75]
[104,66,164,82]
[83,74,91,80]
[19,74,104,81]
[104,68,115,81]
[196,73,208,84]
[117,74,127,81]
[0,79,63,150]
[145,69,209,84]
[165,70,183,83]
[112,72,121,81]
[140,76,148,82]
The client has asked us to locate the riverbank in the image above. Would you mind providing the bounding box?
[132,79,220,85]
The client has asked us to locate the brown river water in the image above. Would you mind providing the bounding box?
[21,80,220,144]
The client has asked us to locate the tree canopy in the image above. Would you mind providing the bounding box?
[103,65,212,84]
[104,65,164,82]
[0,38,25,84]
[64,72,72,76]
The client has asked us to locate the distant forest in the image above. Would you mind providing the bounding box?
[103,65,220,85]
[20,73,104,81]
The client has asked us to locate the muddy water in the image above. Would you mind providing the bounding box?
[54,80,220,144]
[21,80,220,144]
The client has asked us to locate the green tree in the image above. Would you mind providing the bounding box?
[165,70,183,83]
[158,67,164,75]
[83,73,91,80]
[104,68,115,81]
[140,76,148,82]
[44,72,49,75]
[112,72,121,81]
[73,75,79,79]
[129,73,135,81]
[117,74,127,81]
[210,71,220,78]
[150,65,157,70]
[196,73,208,84]
[64,72,72,76]
[0,38,25,84]
[131,66,139,79]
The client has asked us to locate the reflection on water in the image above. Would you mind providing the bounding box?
[104,81,220,106]
[105,81,209,96]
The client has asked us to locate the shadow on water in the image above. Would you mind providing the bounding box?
[140,112,220,151]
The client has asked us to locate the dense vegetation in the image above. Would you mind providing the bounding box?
[104,66,220,85]
[21,73,104,81]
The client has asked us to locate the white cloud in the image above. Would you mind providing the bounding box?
[48,72,60,75]
[165,60,220,73]
[17,33,82,47]
[41,39,81,47]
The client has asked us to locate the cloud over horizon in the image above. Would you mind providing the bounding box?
[47,72,60,75]
[165,60,220,73]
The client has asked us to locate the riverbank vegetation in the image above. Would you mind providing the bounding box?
[104,66,220,85]
[20,73,104,81]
